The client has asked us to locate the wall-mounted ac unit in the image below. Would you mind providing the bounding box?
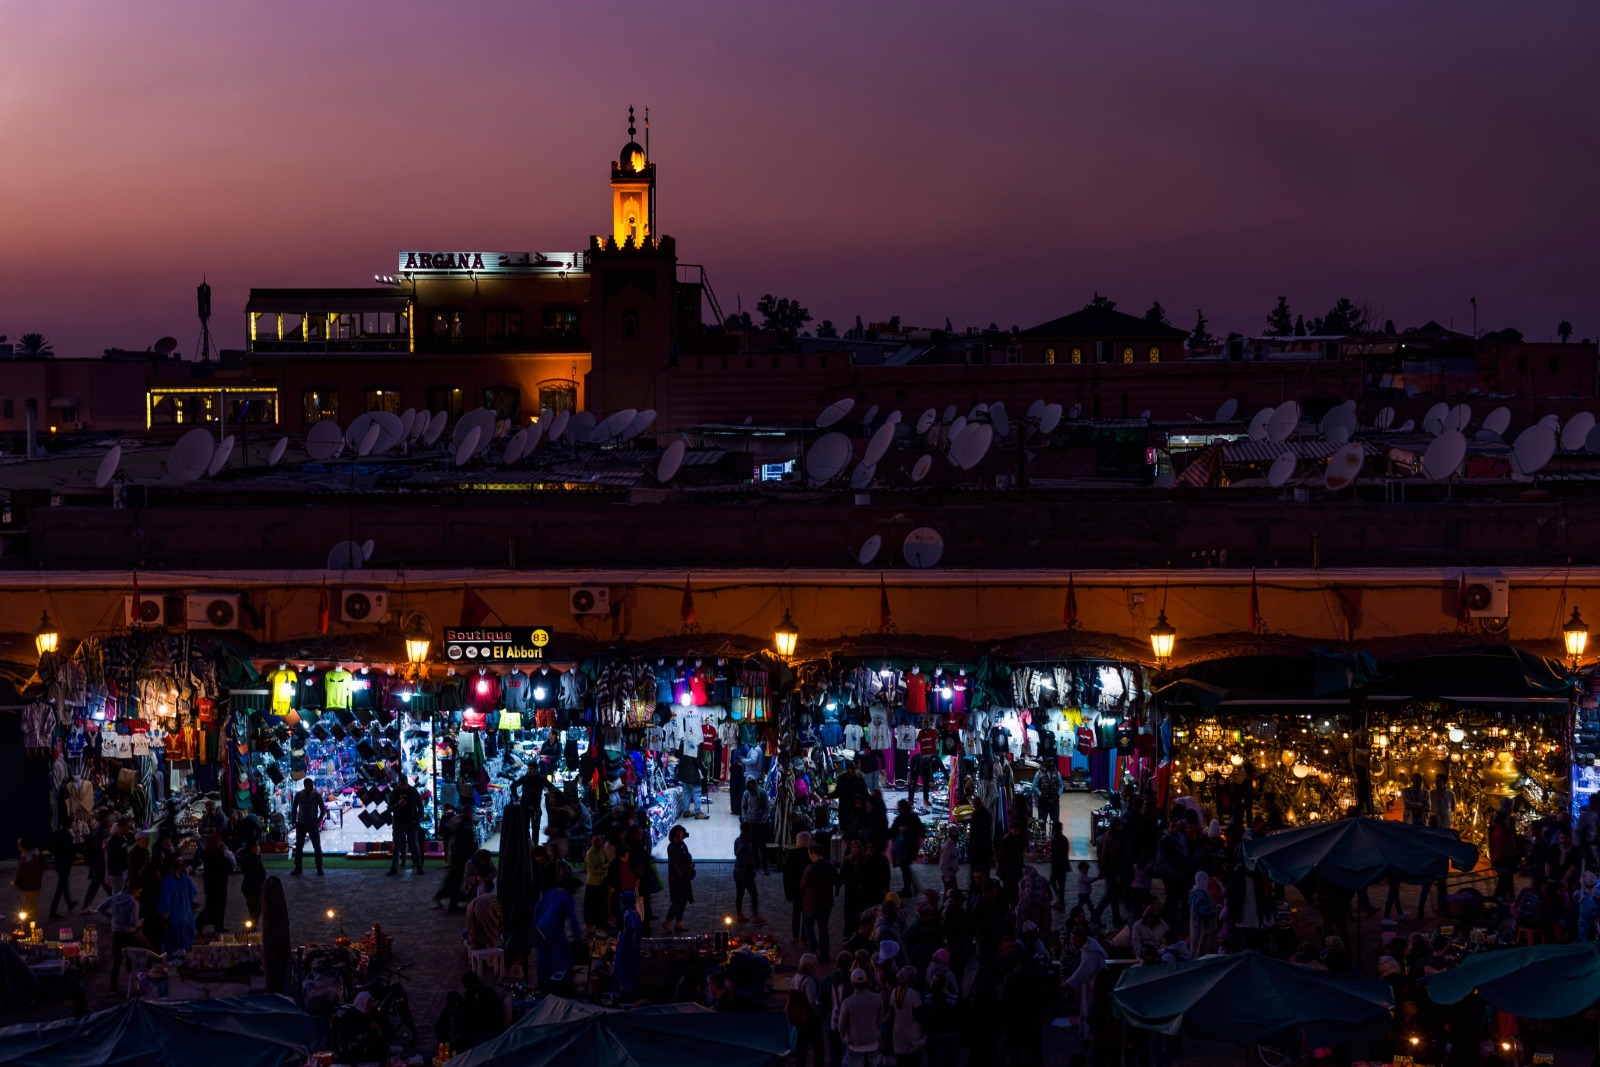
[186,593,241,630]
[569,586,611,616]
[125,594,170,627]
[1464,576,1510,618]
[340,588,389,624]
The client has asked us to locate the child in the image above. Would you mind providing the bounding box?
[1074,859,1097,914]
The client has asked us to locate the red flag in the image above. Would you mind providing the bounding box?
[680,576,697,626]
[461,587,494,628]
[317,580,330,635]
[1249,569,1259,631]
[1063,574,1078,628]
[879,576,892,631]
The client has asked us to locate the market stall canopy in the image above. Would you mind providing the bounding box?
[452,997,790,1067]
[1154,651,1375,703]
[1369,646,1569,700]
[1112,950,1395,1046]
[1421,941,1600,1018]
[0,994,326,1067]
[1241,816,1479,889]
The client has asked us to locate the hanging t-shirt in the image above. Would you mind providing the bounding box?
[894,723,917,752]
[700,722,717,752]
[678,708,703,755]
[351,672,378,711]
[844,722,865,751]
[267,668,298,717]
[916,726,940,756]
[905,673,930,715]
[531,669,560,710]
[298,674,324,711]
[324,669,354,711]
[468,672,500,713]
[1095,715,1119,750]
[502,670,530,713]
[1075,724,1096,752]
[950,675,972,716]
[867,709,892,751]
[689,668,709,707]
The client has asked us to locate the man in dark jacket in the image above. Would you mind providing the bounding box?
[433,809,477,913]
[290,779,329,876]
[783,831,815,946]
[388,774,425,875]
[799,842,838,959]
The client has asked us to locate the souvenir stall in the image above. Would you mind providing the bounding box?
[1166,709,1358,830]
[1575,673,1600,821]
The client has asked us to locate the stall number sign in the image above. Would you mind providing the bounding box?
[444,627,551,663]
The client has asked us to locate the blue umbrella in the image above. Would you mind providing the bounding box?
[1240,816,1479,889]
[1422,941,1600,1018]
[1113,950,1395,1046]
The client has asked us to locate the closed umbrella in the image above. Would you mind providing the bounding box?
[1112,950,1394,1046]
[497,804,537,966]
[1422,941,1600,1018]
[1240,816,1479,889]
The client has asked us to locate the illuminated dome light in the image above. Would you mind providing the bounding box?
[1229,754,1244,766]
[1291,763,1312,778]
[1447,727,1465,744]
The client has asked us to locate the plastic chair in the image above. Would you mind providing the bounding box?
[123,948,166,998]
[469,947,505,978]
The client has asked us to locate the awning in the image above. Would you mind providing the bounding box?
[48,397,76,408]
[245,288,411,315]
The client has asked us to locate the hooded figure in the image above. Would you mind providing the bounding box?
[1188,870,1219,956]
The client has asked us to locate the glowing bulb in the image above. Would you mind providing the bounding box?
[680,691,691,706]
[1229,754,1244,766]
[326,909,336,920]
[1448,727,1465,743]
[1292,763,1311,778]
[533,686,547,701]
[723,916,733,927]
[477,679,489,694]
[245,920,254,930]
[940,686,953,699]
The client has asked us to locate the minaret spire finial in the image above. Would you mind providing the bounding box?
[627,106,636,139]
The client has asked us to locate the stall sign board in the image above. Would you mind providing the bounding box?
[443,627,551,663]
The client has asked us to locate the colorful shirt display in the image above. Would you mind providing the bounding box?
[324,668,354,711]
[267,667,298,717]
[905,672,930,715]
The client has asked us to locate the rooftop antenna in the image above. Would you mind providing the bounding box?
[196,276,214,363]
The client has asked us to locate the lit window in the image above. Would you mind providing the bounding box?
[1070,347,1083,364]
[482,385,521,421]
[364,388,401,414]
[1122,347,1135,363]
[302,387,338,425]
[1148,346,1161,363]
[426,386,464,420]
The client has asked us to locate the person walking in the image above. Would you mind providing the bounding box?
[239,841,266,924]
[741,780,770,873]
[82,815,111,912]
[388,773,424,875]
[105,818,131,893]
[195,833,235,934]
[289,778,328,876]
[1401,773,1428,825]
[46,824,77,920]
[665,826,695,932]
[784,831,814,947]
[733,827,765,924]
[1489,810,1518,903]
[1035,764,1062,832]
[887,965,927,1067]
[788,953,826,1067]
[891,800,924,895]
[158,861,198,955]
[96,882,142,991]
[800,840,838,959]
[433,808,476,912]
[835,968,880,1067]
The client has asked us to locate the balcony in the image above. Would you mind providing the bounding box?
[249,337,410,355]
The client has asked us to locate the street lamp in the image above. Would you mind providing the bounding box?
[774,609,799,659]
[33,612,59,658]
[1563,607,1588,668]
[1148,610,1176,666]
[403,612,432,667]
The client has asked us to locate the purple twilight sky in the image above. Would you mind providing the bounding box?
[2,0,1597,357]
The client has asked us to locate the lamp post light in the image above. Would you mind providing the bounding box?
[774,609,799,659]
[33,612,59,658]
[1148,610,1176,666]
[403,613,432,668]
[1562,607,1588,669]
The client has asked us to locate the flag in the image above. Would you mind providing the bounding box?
[1249,569,1259,631]
[680,576,697,626]
[1063,574,1078,628]
[317,580,330,635]
[1456,571,1469,627]
[461,587,494,628]
[879,576,892,631]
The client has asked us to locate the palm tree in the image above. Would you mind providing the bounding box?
[1558,320,1573,343]
[16,333,53,357]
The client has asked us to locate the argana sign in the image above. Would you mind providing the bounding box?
[398,251,586,274]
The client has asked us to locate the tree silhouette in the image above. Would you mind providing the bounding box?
[723,311,753,330]
[1188,309,1215,349]
[17,333,53,357]
[1086,293,1118,313]
[816,320,838,339]
[1143,301,1170,327]
[1384,319,1397,335]
[755,294,812,334]
[1294,314,1307,337]
[1265,297,1293,337]
[1314,297,1365,335]
[1558,320,1573,343]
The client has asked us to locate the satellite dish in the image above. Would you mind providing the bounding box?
[622,409,657,441]
[1140,408,1152,420]
[357,421,383,457]
[910,455,933,482]
[326,541,364,570]
[1067,403,1083,420]
[567,411,598,444]
[1421,429,1467,481]
[1327,425,1351,447]
[423,410,448,445]
[864,421,896,466]
[346,412,380,450]
[1540,414,1561,432]
[951,423,994,470]
[267,436,289,467]
[990,402,1009,438]
[548,409,571,442]
[1319,406,1357,441]
[593,408,638,444]
[1483,406,1512,436]
[1266,452,1297,487]
[1266,401,1298,443]
[916,408,937,434]
[1027,399,1047,420]
[361,539,375,561]
[207,434,236,476]
[453,427,482,467]
[1474,429,1504,443]
[948,415,967,442]
[306,420,343,461]
[886,410,903,425]
[372,411,405,453]
[1323,443,1365,491]
[862,404,880,431]
[168,428,215,482]
[1247,408,1273,442]
[968,403,990,420]
[400,408,418,437]
[1342,399,1357,410]
[941,404,958,424]
[743,416,753,425]
[903,527,945,569]
[656,439,686,482]
[816,398,855,428]
[850,462,876,489]
[1039,404,1063,435]
[1586,425,1600,454]
[1449,403,1472,433]
[858,535,882,565]
[503,428,529,464]
[1374,406,1395,430]
[807,432,852,485]
[455,408,498,455]
[1215,398,1239,421]
[95,444,122,489]
[1561,411,1596,451]
[525,422,545,455]
[1510,424,1557,476]
[153,337,178,355]
[1398,419,1415,432]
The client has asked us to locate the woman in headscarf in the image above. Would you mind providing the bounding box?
[1188,870,1219,956]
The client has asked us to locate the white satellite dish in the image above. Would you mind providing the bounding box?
[864,421,896,467]
[1342,399,1357,410]
[423,410,448,445]
[1067,403,1083,419]
[1398,419,1415,432]
[910,454,933,482]
[525,421,545,455]
[345,412,380,451]
[990,402,1009,437]
[850,462,876,489]
[1421,402,1449,435]
[548,409,571,442]
[361,539,375,561]
[207,434,237,476]
[357,421,383,457]
[1039,404,1063,434]
[306,420,343,461]
[885,410,902,425]
[1586,425,1600,453]
[1448,403,1472,433]
[1373,406,1395,430]
[503,428,529,464]
[1319,406,1357,441]
[1540,413,1561,432]
[267,436,289,467]
[816,398,855,428]
[903,527,945,569]
[400,408,417,437]
[1483,406,1512,436]
[1510,424,1557,476]
[951,423,994,470]
[858,535,882,565]
[968,403,989,420]
[567,411,598,444]
[1027,398,1047,420]
[1266,452,1297,487]
[1421,429,1467,481]
[941,404,958,424]
[454,408,498,456]
[1266,401,1298,443]
[412,411,433,439]
[168,428,215,482]
[1323,443,1364,490]
[1327,425,1351,447]
[372,411,405,452]
[656,439,686,483]
[623,409,657,441]
[453,427,481,467]
[593,408,637,444]
[807,432,852,485]
[862,404,879,431]
[948,415,968,442]
[916,408,937,434]
[95,445,122,489]
[1140,408,1152,420]
[1561,411,1595,451]
[1215,398,1239,421]
[1247,408,1273,442]
[326,540,364,570]
[1474,429,1503,443]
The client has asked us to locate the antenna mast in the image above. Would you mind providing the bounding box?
[196,277,214,362]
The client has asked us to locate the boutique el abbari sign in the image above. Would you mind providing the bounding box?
[398,251,585,274]
[443,627,552,663]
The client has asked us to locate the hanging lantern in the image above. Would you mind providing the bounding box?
[1292,763,1312,779]
[1148,611,1176,665]
[1563,607,1589,666]
[773,609,799,659]
[33,612,59,658]
[1447,726,1465,744]
[403,613,432,666]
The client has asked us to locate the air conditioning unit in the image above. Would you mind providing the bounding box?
[340,588,389,624]
[125,594,170,627]
[1464,577,1510,619]
[186,593,241,630]
[569,586,611,616]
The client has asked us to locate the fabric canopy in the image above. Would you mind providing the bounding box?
[453,996,789,1067]
[1112,950,1395,1046]
[1241,816,1479,889]
[1422,941,1600,1018]
[0,994,326,1067]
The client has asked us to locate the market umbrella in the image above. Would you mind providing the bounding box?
[1112,950,1395,1046]
[1422,941,1600,1018]
[0,994,326,1067]
[1240,816,1479,889]
[452,996,789,1067]
[498,802,537,963]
